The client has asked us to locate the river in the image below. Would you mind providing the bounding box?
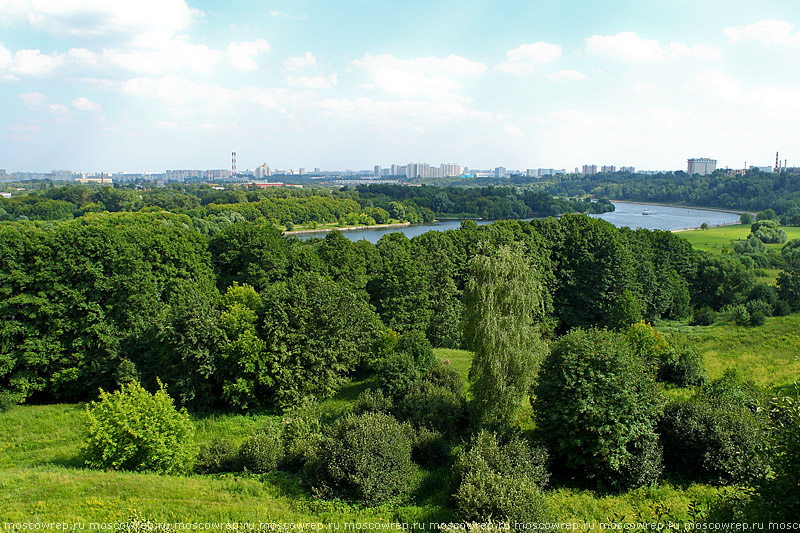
[291,201,741,243]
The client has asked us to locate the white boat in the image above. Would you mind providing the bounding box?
[642,208,654,215]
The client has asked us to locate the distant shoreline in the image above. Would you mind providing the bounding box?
[283,221,411,236]
[609,199,750,215]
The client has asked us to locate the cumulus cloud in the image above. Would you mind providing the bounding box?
[504,124,524,137]
[283,52,317,70]
[682,69,743,101]
[19,92,48,110]
[227,39,271,72]
[72,96,102,112]
[586,31,719,62]
[496,42,561,75]
[353,53,485,101]
[547,69,589,82]
[287,74,337,89]
[724,19,800,47]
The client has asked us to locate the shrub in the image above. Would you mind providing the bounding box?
[425,361,465,396]
[773,299,792,316]
[306,412,415,505]
[534,328,664,491]
[727,304,750,326]
[626,321,668,368]
[280,401,323,471]
[411,427,451,469]
[352,388,393,416]
[690,306,715,326]
[238,429,281,474]
[658,334,707,387]
[750,310,766,326]
[454,430,550,523]
[0,389,20,412]
[195,438,239,474]
[746,298,773,318]
[395,329,436,371]
[395,381,468,439]
[379,352,422,401]
[658,398,768,485]
[84,381,196,474]
[700,369,766,412]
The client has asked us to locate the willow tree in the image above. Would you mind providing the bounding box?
[464,244,548,428]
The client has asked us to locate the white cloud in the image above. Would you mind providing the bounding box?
[496,42,561,75]
[587,31,720,62]
[668,42,720,59]
[0,0,196,43]
[72,96,101,112]
[9,48,64,77]
[353,53,485,101]
[682,69,743,101]
[48,103,68,114]
[504,124,524,137]
[313,96,493,122]
[724,19,800,47]
[19,92,48,110]
[269,11,307,21]
[547,69,588,82]
[104,38,223,75]
[227,39,271,72]
[586,32,665,62]
[283,52,317,70]
[287,74,337,89]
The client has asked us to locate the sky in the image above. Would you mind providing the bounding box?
[2,0,800,174]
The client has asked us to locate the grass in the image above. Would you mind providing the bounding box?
[4,326,797,524]
[678,224,800,254]
[660,314,800,392]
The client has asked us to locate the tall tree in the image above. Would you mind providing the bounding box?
[464,244,547,428]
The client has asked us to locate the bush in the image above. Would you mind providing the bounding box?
[727,304,750,326]
[750,310,766,326]
[195,438,239,474]
[379,352,422,401]
[534,328,664,491]
[746,298,773,318]
[395,382,468,439]
[454,430,550,523]
[691,306,715,326]
[352,388,393,416]
[280,401,323,471]
[0,389,20,412]
[658,334,707,387]
[773,299,792,317]
[411,427,451,469]
[425,361,465,396]
[395,329,436,371]
[658,398,768,485]
[238,429,281,474]
[84,381,196,474]
[306,412,415,505]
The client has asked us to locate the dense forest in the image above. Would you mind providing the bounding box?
[1,184,799,523]
[0,182,612,227]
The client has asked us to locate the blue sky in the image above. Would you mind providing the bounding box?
[2,0,800,173]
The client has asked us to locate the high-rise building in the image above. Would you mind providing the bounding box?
[495,167,507,178]
[601,165,616,173]
[255,163,271,179]
[687,158,716,176]
[582,164,598,175]
[620,166,635,173]
[374,165,381,177]
[440,164,461,177]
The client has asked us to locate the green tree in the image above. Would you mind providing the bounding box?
[464,245,548,428]
[534,328,665,491]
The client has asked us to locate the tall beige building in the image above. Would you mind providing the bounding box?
[687,158,716,176]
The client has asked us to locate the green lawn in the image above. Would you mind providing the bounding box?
[678,224,800,254]
[4,329,797,524]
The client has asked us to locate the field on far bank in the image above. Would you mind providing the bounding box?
[678,223,800,253]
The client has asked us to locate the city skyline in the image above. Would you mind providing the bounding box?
[2,0,800,173]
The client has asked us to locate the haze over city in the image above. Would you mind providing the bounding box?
[2,0,799,173]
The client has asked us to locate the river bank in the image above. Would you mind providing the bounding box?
[284,221,411,236]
